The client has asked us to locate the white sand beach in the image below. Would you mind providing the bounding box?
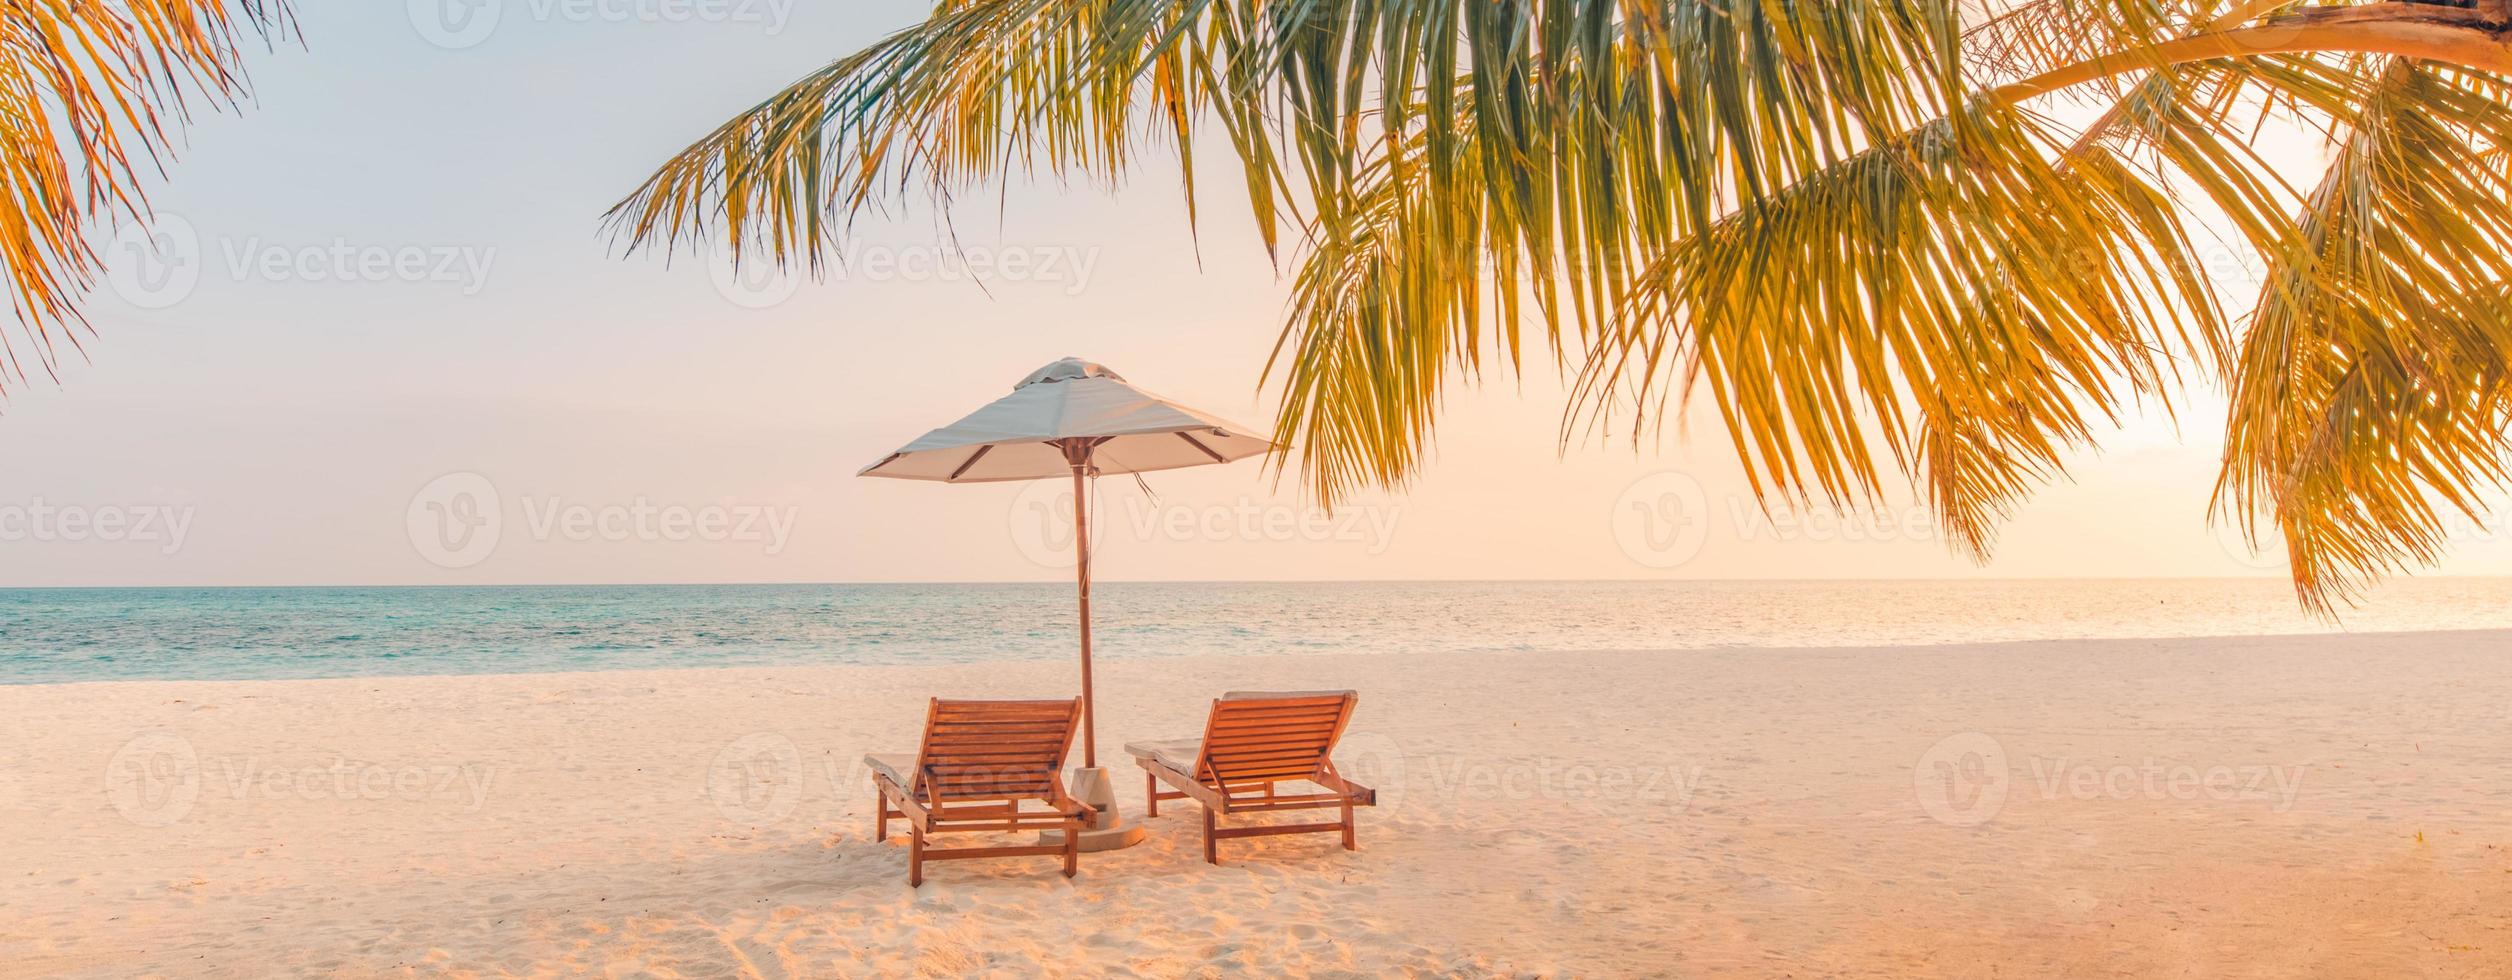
[4,630,2509,977]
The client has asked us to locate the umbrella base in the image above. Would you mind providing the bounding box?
[1041,766,1149,852]
[1041,818,1150,853]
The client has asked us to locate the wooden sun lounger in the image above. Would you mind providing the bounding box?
[865,697,1096,887]
[1125,690,1376,865]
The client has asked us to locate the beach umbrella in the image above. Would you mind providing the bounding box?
[860,357,1275,775]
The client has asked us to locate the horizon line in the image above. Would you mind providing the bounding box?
[5,574,2503,591]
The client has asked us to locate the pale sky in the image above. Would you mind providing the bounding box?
[2,2,2507,588]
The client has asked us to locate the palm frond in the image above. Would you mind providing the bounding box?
[1268,116,1490,500]
[1920,58,2296,554]
[1964,0,2228,83]
[620,0,2512,609]
[605,0,1285,265]
[0,0,292,393]
[2218,57,2512,610]
[1584,97,2229,554]
[1266,0,1981,505]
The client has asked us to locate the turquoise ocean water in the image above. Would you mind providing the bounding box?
[4,579,2510,685]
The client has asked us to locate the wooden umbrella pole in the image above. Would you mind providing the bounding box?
[1068,450,1097,770]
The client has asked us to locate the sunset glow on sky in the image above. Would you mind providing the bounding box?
[6,2,2509,588]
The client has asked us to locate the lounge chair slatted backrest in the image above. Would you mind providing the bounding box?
[912,698,1081,804]
[1129,691,1376,865]
[1194,692,1359,789]
[868,697,1093,886]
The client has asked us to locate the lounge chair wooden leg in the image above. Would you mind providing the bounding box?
[875,801,889,842]
[1063,819,1080,878]
[1145,771,1158,818]
[1201,806,1219,865]
[1340,797,1356,851]
[909,826,926,888]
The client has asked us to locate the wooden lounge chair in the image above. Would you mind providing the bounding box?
[865,697,1096,886]
[1125,690,1376,865]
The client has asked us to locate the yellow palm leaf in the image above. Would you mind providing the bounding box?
[0,0,292,391]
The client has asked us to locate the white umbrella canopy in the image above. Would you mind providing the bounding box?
[858,358,1274,482]
[858,357,1277,777]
